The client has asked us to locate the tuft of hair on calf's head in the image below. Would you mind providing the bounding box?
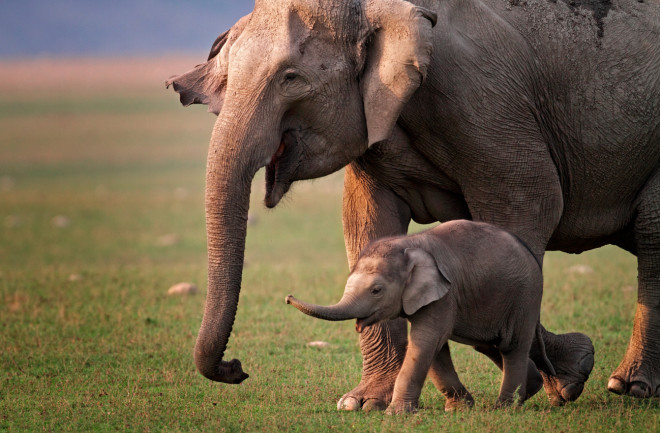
[355,239,407,280]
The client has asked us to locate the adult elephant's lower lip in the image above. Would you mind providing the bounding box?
[265,140,286,208]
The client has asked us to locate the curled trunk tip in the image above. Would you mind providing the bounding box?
[286,294,359,322]
[194,355,249,384]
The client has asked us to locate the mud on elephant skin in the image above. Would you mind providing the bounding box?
[167,0,660,406]
[288,220,562,412]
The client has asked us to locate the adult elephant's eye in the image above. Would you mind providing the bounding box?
[280,69,310,97]
[282,69,298,83]
[371,286,382,295]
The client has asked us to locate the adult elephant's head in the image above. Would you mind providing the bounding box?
[167,0,436,384]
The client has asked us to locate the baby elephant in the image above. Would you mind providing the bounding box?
[286,220,555,414]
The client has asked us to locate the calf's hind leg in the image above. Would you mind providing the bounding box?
[428,343,474,411]
[475,345,543,401]
[496,348,531,407]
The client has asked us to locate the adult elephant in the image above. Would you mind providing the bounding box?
[167,0,660,408]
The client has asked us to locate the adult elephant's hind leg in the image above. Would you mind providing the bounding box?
[534,327,594,405]
[338,163,411,411]
[463,146,595,405]
[608,169,660,398]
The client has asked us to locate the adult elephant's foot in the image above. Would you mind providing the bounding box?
[538,331,595,406]
[337,377,396,411]
[608,357,660,398]
[607,305,660,398]
[337,318,408,411]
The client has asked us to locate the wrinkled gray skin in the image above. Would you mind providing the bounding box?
[167,0,660,409]
[287,220,559,413]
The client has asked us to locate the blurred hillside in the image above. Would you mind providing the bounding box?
[0,0,253,58]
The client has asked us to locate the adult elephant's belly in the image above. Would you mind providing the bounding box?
[546,201,636,254]
[408,183,635,255]
[398,185,472,225]
[396,175,637,255]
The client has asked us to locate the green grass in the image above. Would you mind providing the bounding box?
[1,59,658,432]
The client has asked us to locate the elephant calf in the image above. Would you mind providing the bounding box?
[286,220,555,413]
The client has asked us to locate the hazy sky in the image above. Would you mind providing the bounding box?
[0,1,254,58]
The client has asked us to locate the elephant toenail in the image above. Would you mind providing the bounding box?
[629,382,652,398]
[338,396,361,411]
[561,382,584,402]
[362,399,387,412]
[607,377,627,395]
[547,389,566,407]
[580,354,594,377]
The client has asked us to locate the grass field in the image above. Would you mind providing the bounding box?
[0,57,658,432]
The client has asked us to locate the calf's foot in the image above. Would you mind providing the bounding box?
[444,391,474,412]
[474,346,544,401]
[385,399,418,415]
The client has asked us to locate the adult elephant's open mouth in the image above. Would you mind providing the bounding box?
[265,131,298,208]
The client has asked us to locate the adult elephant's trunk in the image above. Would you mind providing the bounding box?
[194,109,275,384]
[285,294,368,322]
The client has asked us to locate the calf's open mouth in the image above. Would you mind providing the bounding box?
[355,315,378,333]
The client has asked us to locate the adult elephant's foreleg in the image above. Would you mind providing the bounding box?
[338,162,411,411]
[338,318,409,411]
[608,169,660,398]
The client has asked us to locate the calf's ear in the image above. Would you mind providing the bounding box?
[402,248,450,315]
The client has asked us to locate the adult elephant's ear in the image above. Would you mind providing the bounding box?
[360,0,436,146]
[166,13,251,115]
